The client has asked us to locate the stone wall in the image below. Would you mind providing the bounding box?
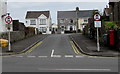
[0,31,25,43]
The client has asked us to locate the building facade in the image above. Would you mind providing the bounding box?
[57,7,94,33]
[57,11,77,33]
[0,0,7,32]
[25,11,52,34]
[109,0,120,25]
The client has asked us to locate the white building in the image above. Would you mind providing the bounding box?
[25,11,52,34]
[78,17,90,31]
[0,0,7,32]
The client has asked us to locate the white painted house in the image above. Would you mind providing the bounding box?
[25,11,52,34]
[0,0,7,32]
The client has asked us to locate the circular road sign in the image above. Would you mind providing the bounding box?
[5,16,12,24]
[94,14,101,21]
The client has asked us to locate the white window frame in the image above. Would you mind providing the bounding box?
[39,19,46,25]
[60,19,64,23]
[84,19,88,23]
[30,20,36,25]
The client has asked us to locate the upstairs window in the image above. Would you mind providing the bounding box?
[30,20,36,25]
[60,19,64,24]
[40,19,46,25]
[84,19,88,22]
[69,19,74,24]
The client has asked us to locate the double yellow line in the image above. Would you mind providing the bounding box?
[1,41,43,57]
[70,41,80,54]
[24,41,43,54]
[70,41,119,58]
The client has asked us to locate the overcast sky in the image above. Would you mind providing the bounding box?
[7,2,108,24]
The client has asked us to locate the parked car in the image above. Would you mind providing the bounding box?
[0,39,8,47]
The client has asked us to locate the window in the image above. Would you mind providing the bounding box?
[5,2,7,4]
[39,27,47,33]
[69,19,74,23]
[84,19,88,22]
[60,19,64,23]
[26,21,28,23]
[30,20,36,25]
[40,19,46,25]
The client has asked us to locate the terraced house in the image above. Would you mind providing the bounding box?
[25,11,52,34]
[57,7,94,33]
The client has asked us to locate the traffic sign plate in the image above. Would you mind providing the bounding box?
[94,21,101,28]
[5,16,12,24]
[94,14,101,21]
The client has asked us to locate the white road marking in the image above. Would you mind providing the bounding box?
[65,55,73,58]
[38,68,111,71]
[51,49,54,57]
[53,69,111,71]
[27,56,36,58]
[52,55,61,58]
[38,56,48,58]
[16,56,23,57]
[75,55,84,58]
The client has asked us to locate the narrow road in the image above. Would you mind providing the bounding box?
[2,34,118,72]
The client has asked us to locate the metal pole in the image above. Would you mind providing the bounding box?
[77,18,78,33]
[8,30,11,51]
[97,28,100,52]
[76,11,78,33]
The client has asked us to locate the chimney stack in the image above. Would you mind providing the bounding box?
[76,7,79,11]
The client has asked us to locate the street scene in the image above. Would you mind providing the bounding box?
[0,0,120,74]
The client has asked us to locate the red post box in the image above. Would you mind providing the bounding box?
[109,30,115,46]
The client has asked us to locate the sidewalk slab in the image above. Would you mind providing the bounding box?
[70,33,120,57]
[0,34,49,56]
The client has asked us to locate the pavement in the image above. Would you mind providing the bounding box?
[0,34,49,56]
[2,34,118,73]
[70,33,120,57]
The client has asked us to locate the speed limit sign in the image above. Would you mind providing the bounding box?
[5,16,12,24]
[94,14,101,21]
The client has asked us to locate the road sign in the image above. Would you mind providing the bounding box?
[94,21,101,28]
[94,14,101,21]
[6,24,12,30]
[94,13,101,52]
[5,15,12,52]
[5,16,12,24]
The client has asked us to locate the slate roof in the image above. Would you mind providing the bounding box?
[57,11,76,19]
[109,0,120,2]
[77,10,93,17]
[57,10,94,19]
[26,11,50,19]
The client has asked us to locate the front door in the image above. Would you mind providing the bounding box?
[70,26,73,31]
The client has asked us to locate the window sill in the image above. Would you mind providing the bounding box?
[30,24,36,25]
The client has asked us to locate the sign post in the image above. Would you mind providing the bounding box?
[94,13,101,52]
[5,14,12,52]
